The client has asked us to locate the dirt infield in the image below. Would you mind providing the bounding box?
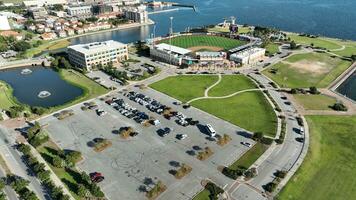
[282,60,330,75]
[188,46,224,52]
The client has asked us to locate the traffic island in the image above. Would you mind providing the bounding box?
[146,181,167,200]
[93,139,112,152]
[173,164,192,179]
[197,147,214,161]
[216,134,232,146]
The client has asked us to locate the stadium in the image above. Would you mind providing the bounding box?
[149,32,264,70]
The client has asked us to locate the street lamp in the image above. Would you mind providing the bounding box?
[169,16,173,66]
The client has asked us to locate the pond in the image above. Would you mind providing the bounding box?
[336,72,356,102]
[0,66,83,108]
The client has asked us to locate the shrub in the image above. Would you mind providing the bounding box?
[330,102,348,111]
[174,164,192,179]
[89,183,105,197]
[244,167,258,179]
[217,134,232,146]
[264,181,278,193]
[31,106,47,115]
[197,147,214,161]
[65,151,82,164]
[18,144,31,155]
[275,170,287,178]
[76,184,89,197]
[290,88,298,94]
[261,137,274,145]
[205,182,224,200]
[146,181,166,199]
[309,86,320,94]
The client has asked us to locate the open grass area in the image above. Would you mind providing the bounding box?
[191,91,277,137]
[149,75,218,103]
[287,33,356,57]
[0,81,19,110]
[265,43,280,56]
[293,94,336,110]
[263,52,352,88]
[208,75,257,97]
[277,116,356,200]
[25,39,71,58]
[159,35,247,51]
[229,142,267,170]
[46,69,108,112]
[192,189,211,200]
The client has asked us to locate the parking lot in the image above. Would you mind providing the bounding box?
[39,86,255,200]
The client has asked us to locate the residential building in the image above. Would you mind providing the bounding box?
[41,32,57,40]
[150,43,192,66]
[124,5,148,23]
[28,7,48,21]
[57,30,67,37]
[0,31,23,40]
[67,40,128,70]
[67,6,92,18]
[229,47,265,65]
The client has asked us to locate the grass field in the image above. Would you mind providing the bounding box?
[293,94,336,110]
[208,75,257,97]
[25,39,71,58]
[229,142,267,170]
[265,43,280,56]
[191,91,277,137]
[45,69,108,112]
[159,35,247,51]
[192,189,211,200]
[277,116,356,200]
[263,52,352,88]
[149,75,218,103]
[0,81,19,110]
[288,33,356,57]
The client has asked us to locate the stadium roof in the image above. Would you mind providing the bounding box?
[196,51,225,57]
[155,43,191,55]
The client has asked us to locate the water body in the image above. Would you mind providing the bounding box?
[0,67,83,107]
[336,72,356,101]
[70,0,356,45]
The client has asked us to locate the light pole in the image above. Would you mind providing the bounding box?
[169,16,173,66]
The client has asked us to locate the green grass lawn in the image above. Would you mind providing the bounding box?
[288,33,356,57]
[229,142,267,170]
[265,43,280,56]
[208,75,257,97]
[0,81,19,110]
[293,94,337,110]
[159,35,247,50]
[263,52,352,88]
[149,75,218,103]
[191,91,277,137]
[208,26,251,34]
[45,69,108,112]
[277,116,356,200]
[192,189,211,200]
[25,40,70,58]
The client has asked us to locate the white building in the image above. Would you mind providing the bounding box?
[229,47,265,65]
[150,43,191,66]
[124,5,148,24]
[67,6,92,18]
[196,51,226,62]
[0,16,11,31]
[68,40,128,71]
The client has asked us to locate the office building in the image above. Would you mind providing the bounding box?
[68,40,128,70]
[229,47,265,65]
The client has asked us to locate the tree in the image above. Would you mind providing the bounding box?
[65,151,82,164]
[33,162,45,173]
[12,41,31,52]
[37,170,51,182]
[290,40,298,49]
[0,179,5,190]
[31,106,47,115]
[89,183,105,197]
[52,156,65,168]
[309,86,319,94]
[290,88,298,94]
[10,177,30,192]
[331,102,348,111]
[252,132,264,141]
[25,33,33,40]
[52,4,64,11]
[351,55,356,61]
[18,144,31,155]
[76,184,89,197]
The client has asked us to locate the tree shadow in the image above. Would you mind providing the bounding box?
[236,131,252,138]
[168,169,177,176]
[169,161,180,167]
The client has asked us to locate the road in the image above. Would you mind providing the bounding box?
[0,126,48,200]
[0,166,18,200]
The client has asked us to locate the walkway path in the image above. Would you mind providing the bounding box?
[204,74,222,97]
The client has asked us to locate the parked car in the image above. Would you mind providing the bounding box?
[96,109,107,116]
[241,142,252,148]
[90,172,105,183]
[176,134,187,140]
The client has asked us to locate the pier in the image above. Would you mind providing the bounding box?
[148,8,179,15]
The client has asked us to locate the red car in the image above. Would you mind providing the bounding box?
[90,172,105,183]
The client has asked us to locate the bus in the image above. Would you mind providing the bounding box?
[206,124,216,137]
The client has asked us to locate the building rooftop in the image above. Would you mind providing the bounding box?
[230,47,265,58]
[155,43,191,55]
[196,51,225,57]
[68,40,126,55]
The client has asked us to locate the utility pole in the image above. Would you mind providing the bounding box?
[169,16,173,66]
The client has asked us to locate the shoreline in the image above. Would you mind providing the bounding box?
[50,19,155,44]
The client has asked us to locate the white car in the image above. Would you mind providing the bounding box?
[241,142,252,148]
[176,134,188,140]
